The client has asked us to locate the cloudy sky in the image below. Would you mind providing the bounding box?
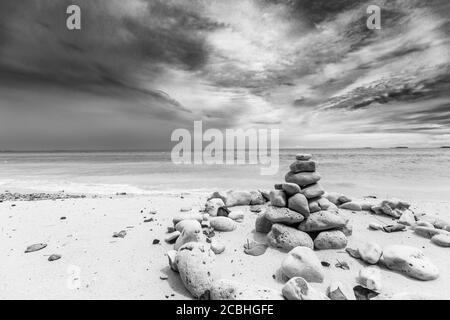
[0,0,449,150]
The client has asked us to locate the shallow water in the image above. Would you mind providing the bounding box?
[0,149,449,201]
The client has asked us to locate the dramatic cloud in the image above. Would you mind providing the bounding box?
[0,0,449,149]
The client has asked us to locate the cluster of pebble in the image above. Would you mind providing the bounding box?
[0,192,87,202]
[162,154,448,300]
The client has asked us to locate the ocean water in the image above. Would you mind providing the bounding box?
[0,149,449,201]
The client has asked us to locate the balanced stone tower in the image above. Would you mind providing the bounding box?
[256,153,350,252]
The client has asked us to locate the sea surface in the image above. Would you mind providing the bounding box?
[0,149,449,201]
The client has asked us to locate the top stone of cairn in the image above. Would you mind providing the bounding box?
[295,154,312,161]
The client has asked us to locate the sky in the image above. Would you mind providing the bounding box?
[0,0,449,150]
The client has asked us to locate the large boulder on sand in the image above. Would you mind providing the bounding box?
[264,206,305,225]
[282,277,328,300]
[176,242,216,298]
[298,211,347,232]
[281,246,324,283]
[210,279,283,300]
[288,193,310,217]
[285,171,321,187]
[314,230,347,250]
[267,224,313,251]
[381,245,439,281]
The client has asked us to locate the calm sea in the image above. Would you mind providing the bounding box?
[0,149,449,201]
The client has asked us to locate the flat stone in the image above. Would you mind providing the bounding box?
[298,211,347,232]
[369,222,383,230]
[381,245,439,281]
[285,171,321,187]
[264,206,305,225]
[414,226,449,239]
[289,160,316,173]
[301,183,325,199]
[267,224,314,252]
[281,246,324,283]
[295,154,312,161]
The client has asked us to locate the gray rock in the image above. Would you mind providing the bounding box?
[210,239,226,254]
[228,211,244,221]
[398,210,416,226]
[264,206,305,225]
[339,202,362,211]
[165,231,181,244]
[250,191,266,205]
[289,160,316,173]
[358,266,382,292]
[295,154,312,161]
[269,190,287,207]
[301,183,325,199]
[431,234,450,247]
[267,224,314,252]
[285,171,321,187]
[281,246,325,282]
[327,281,356,300]
[288,193,310,217]
[325,192,342,205]
[415,220,435,228]
[210,279,283,300]
[381,245,439,281]
[314,230,347,250]
[224,190,253,206]
[281,183,302,196]
[176,242,216,298]
[210,217,237,232]
[167,250,178,272]
[338,195,352,204]
[174,220,205,250]
[282,277,329,300]
[308,198,321,213]
[173,213,203,226]
[359,242,383,264]
[255,214,272,234]
[369,222,383,230]
[414,226,449,239]
[317,197,334,211]
[298,211,347,232]
[340,220,353,236]
[175,219,203,232]
[205,199,225,217]
[259,190,271,201]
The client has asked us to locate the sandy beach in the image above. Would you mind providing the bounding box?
[1,191,450,300]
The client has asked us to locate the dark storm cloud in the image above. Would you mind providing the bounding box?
[0,0,449,149]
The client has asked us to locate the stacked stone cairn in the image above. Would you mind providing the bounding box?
[164,153,444,300]
[257,153,350,252]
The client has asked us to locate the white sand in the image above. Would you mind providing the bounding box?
[1,194,450,300]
